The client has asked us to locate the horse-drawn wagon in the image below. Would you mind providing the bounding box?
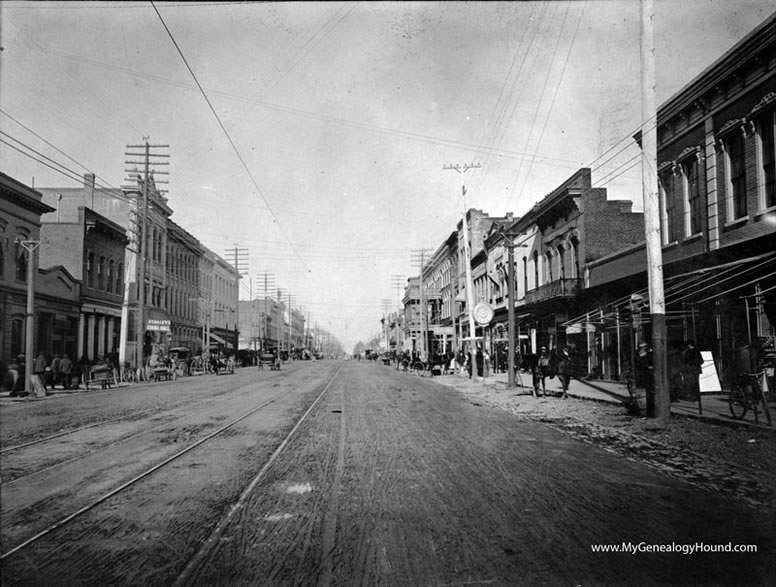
[258,350,280,371]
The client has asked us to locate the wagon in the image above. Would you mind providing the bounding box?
[258,351,280,371]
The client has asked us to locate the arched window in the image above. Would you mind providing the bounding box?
[16,242,27,282]
[571,238,580,279]
[522,256,528,297]
[97,256,105,290]
[558,244,566,281]
[107,260,114,293]
[545,250,553,282]
[87,252,95,288]
[116,263,123,294]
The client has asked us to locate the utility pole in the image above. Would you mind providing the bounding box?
[125,139,169,369]
[381,298,392,353]
[16,238,41,396]
[495,229,517,388]
[224,245,247,352]
[411,249,432,360]
[640,0,669,419]
[256,272,275,350]
[287,291,295,359]
[444,163,481,365]
[392,274,406,352]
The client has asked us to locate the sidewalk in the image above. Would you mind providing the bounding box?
[461,370,775,431]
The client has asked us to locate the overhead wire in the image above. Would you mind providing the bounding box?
[7,31,586,173]
[468,2,546,201]
[1,108,123,194]
[0,136,133,203]
[507,0,586,213]
[178,3,360,184]
[150,2,309,273]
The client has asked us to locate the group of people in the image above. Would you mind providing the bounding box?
[527,345,574,399]
[3,352,86,396]
[636,338,704,403]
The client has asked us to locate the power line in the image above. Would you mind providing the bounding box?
[7,38,586,173]
[1,108,123,194]
[507,1,586,213]
[151,2,309,273]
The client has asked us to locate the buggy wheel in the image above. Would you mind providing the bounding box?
[728,385,748,420]
[412,362,426,376]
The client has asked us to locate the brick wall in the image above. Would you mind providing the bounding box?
[39,222,83,277]
[583,187,645,262]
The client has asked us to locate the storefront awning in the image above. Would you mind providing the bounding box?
[210,333,226,345]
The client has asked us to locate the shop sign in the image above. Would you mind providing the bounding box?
[147,318,171,332]
[473,303,494,325]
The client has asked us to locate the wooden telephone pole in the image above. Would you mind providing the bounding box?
[124,139,169,369]
[640,0,669,419]
[444,163,481,364]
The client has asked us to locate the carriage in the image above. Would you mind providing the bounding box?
[258,349,280,371]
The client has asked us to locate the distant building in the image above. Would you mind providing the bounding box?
[0,173,83,373]
[40,206,128,362]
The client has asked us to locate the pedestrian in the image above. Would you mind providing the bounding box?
[635,341,654,417]
[60,354,73,390]
[33,352,48,392]
[50,353,61,390]
[556,346,572,399]
[9,355,26,396]
[534,347,550,397]
[475,343,484,377]
[682,339,704,401]
[667,340,684,402]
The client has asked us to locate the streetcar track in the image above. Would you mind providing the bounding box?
[0,368,287,454]
[0,382,293,561]
[172,362,344,586]
[0,375,279,488]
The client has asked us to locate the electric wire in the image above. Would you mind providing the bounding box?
[468,2,547,202]
[508,1,586,213]
[151,2,309,273]
[1,108,122,195]
[7,35,585,173]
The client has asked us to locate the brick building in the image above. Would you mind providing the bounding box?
[40,207,128,363]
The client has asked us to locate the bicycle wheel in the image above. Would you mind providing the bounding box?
[728,385,748,420]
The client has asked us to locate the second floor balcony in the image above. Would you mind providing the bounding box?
[525,278,580,304]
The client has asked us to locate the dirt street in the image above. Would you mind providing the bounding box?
[2,360,774,585]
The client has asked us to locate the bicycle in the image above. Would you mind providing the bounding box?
[411,361,428,376]
[728,371,772,425]
[119,364,136,385]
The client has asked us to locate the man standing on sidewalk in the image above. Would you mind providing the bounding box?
[557,346,572,399]
[60,354,73,390]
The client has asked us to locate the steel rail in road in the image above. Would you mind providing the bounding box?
[0,369,285,455]
[0,378,295,561]
[172,363,345,586]
[1,373,283,488]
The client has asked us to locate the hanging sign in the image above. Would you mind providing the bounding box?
[147,318,171,332]
[473,302,494,325]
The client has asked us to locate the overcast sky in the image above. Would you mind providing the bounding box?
[2,1,775,351]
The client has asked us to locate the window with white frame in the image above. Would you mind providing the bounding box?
[659,168,680,243]
[724,130,748,220]
[545,250,553,282]
[682,154,703,236]
[756,110,776,210]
